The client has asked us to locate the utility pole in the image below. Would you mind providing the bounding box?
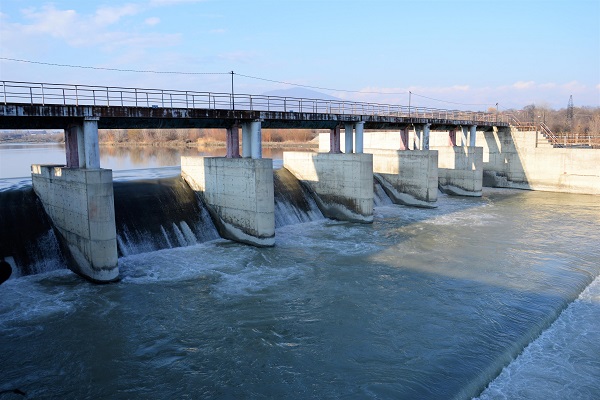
[231,71,235,111]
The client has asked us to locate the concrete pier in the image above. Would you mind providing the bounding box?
[371,149,438,207]
[320,131,439,207]
[432,146,483,196]
[32,165,118,282]
[283,152,373,223]
[181,156,275,246]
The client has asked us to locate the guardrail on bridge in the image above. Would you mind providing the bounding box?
[1,80,509,124]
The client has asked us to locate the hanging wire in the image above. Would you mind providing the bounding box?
[0,57,229,75]
[1,57,501,107]
[234,73,407,95]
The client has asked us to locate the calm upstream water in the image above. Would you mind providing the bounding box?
[0,143,599,399]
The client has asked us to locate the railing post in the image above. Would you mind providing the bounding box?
[170,93,173,108]
[106,87,110,106]
[135,88,138,107]
[161,90,164,107]
[75,86,79,106]
[284,98,287,112]
[29,87,33,105]
[185,91,189,108]
[120,91,123,106]
[41,83,45,106]
[93,90,96,106]
[146,92,149,107]
[2,81,5,105]
[63,88,66,105]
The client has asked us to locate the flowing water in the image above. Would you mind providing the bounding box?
[0,144,599,399]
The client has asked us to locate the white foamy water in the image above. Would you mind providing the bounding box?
[475,275,600,400]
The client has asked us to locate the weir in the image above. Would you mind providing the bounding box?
[0,81,509,281]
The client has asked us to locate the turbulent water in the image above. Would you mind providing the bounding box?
[0,168,599,399]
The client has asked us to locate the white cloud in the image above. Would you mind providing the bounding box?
[94,4,141,26]
[513,81,536,90]
[210,28,226,34]
[149,0,206,5]
[145,17,161,25]
[2,4,180,50]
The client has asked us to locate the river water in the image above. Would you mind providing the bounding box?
[0,144,599,399]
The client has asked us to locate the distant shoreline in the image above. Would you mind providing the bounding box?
[0,138,318,149]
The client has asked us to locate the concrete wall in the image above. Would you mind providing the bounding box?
[283,152,373,223]
[430,146,483,196]
[181,157,275,246]
[31,165,118,282]
[370,149,438,207]
[478,128,600,195]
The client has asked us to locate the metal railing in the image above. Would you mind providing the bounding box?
[1,80,509,124]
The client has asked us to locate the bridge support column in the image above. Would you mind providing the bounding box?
[241,120,262,159]
[461,126,469,146]
[423,123,431,150]
[283,152,373,223]
[65,117,100,168]
[399,128,409,150]
[449,129,457,146]
[329,125,341,154]
[469,125,478,147]
[414,125,430,150]
[355,121,364,154]
[344,123,354,153]
[226,125,240,158]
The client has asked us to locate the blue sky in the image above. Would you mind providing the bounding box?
[0,0,598,110]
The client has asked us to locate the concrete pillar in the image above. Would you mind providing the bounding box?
[344,123,354,153]
[461,126,469,146]
[83,117,100,169]
[423,123,431,150]
[469,125,478,147]
[399,128,409,151]
[414,126,423,150]
[250,120,262,159]
[329,125,341,154]
[449,129,457,146]
[371,149,438,207]
[283,152,373,223]
[226,125,240,158]
[65,118,100,169]
[355,122,364,154]
[31,166,118,282]
[181,157,275,246]
[65,124,81,168]
[241,120,262,159]
[242,123,252,158]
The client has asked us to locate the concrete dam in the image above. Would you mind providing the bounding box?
[2,80,599,283]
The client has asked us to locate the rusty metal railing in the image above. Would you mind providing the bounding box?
[1,80,509,124]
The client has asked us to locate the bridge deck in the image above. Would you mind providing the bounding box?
[0,103,508,131]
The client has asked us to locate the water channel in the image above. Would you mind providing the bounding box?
[0,143,598,399]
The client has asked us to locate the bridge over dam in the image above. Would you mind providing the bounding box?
[3,80,598,283]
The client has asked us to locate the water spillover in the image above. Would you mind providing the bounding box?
[0,165,599,400]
